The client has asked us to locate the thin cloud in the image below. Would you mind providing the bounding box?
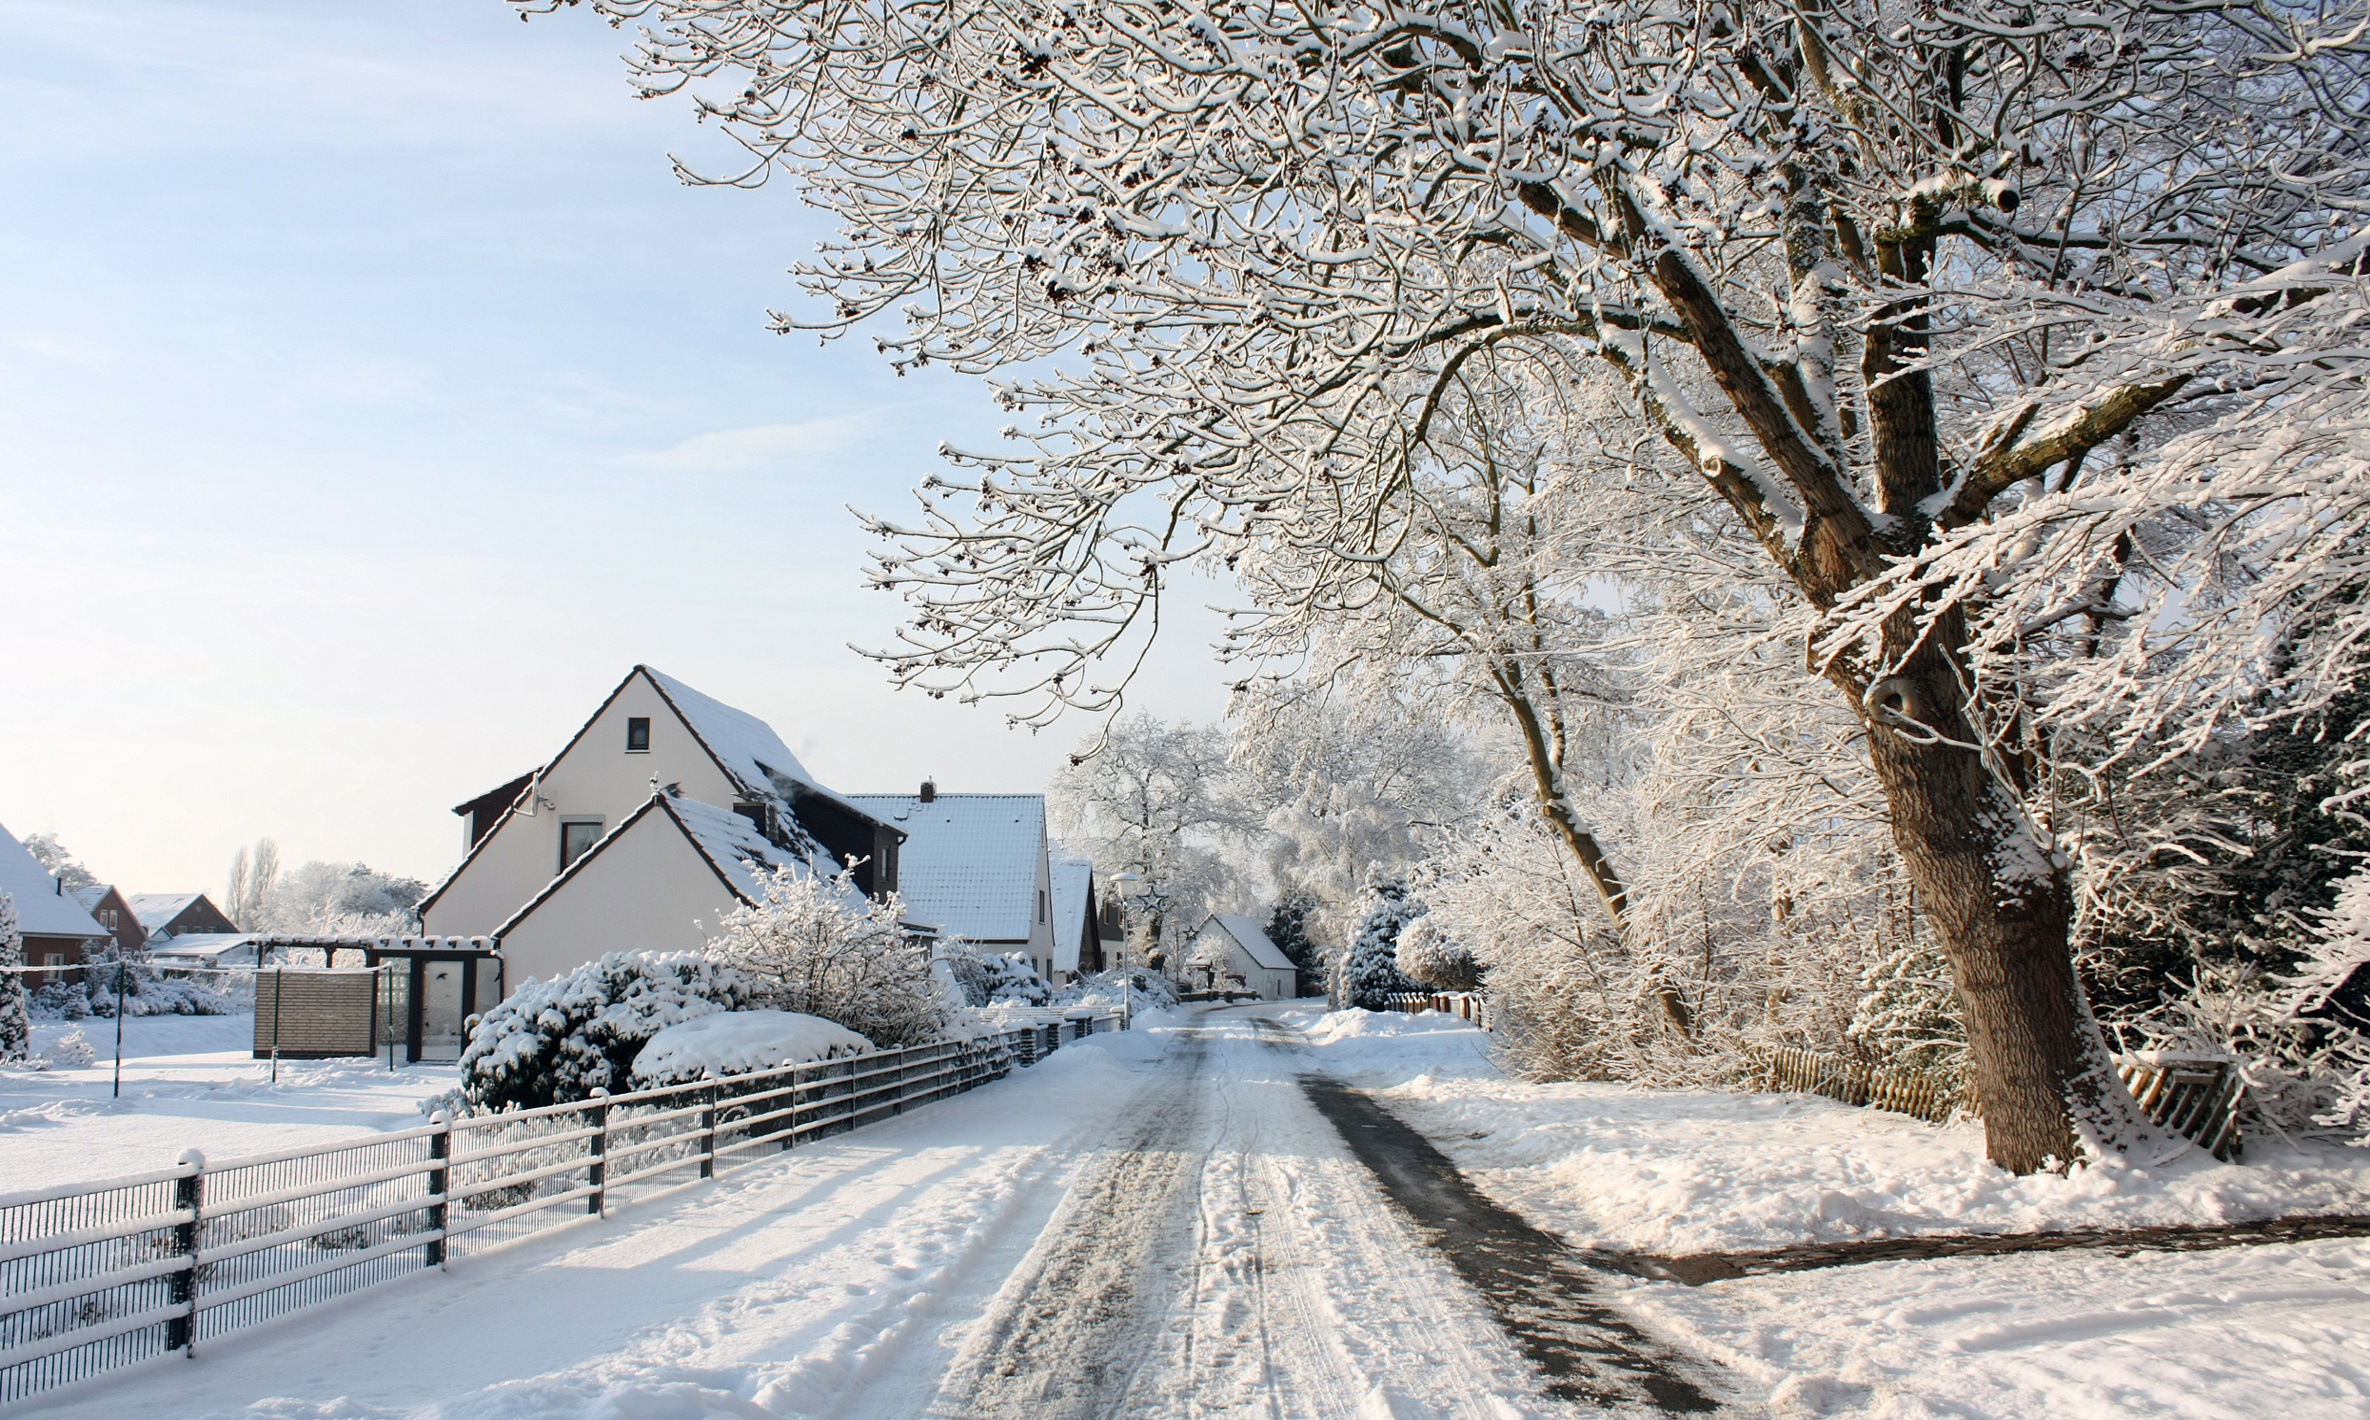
[624,414,878,475]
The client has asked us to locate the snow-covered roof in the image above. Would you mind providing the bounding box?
[147,934,259,964]
[128,892,204,933]
[641,667,870,821]
[69,886,110,913]
[0,823,110,940]
[1207,914,1296,973]
[1049,859,1095,973]
[668,793,817,905]
[847,794,1045,944]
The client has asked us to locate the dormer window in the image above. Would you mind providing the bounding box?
[626,717,650,753]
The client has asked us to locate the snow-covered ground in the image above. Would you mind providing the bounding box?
[1286,1005,2370,1254]
[0,1015,456,1190]
[1287,1005,2370,1418]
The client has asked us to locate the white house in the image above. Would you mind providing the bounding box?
[488,788,827,989]
[0,822,111,976]
[1185,914,1299,1000]
[418,666,899,991]
[847,788,1059,981]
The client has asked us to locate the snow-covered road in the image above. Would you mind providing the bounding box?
[19,1006,1618,1420]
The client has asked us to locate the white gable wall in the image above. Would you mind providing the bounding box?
[495,807,742,989]
[423,672,741,938]
[1187,918,1296,1000]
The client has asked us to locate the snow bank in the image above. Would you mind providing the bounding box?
[631,1010,873,1085]
[1632,1235,2370,1420]
[1286,1007,2370,1255]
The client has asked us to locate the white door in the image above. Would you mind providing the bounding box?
[420,962,465,1062]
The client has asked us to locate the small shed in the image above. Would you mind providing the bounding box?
[243,934,501,1064]
[1184,915,1298,1000]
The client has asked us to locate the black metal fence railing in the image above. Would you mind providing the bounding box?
[0,1012,1125,1406]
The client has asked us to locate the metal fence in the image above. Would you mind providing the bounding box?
[0,1012,1123,1406]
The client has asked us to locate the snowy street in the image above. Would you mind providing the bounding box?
[17,1006,1588,1419]
[11,1005,2370,1418]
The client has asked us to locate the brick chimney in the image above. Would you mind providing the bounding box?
[919,779,937,803]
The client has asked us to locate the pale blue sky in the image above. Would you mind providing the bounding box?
[0,0,1229,892]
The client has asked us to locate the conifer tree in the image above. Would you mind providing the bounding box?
[0,894,29,1063]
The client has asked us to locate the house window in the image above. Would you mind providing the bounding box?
[99,908,116,928]
[1038,890,1046,923]
[626,717,650,753]
[559,819,604,872]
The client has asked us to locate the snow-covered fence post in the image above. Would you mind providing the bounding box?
[698,1085,717,1180]
[585,1088,609,1216]
[425,1112,449,1269]
[167,1148,203,1356]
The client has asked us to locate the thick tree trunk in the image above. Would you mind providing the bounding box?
[1833,625,2117,1174]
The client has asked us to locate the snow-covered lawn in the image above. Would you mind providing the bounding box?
[0,1016,456,1191]
[1286,1005,2370,1418]
[1285,1004,2370,1254]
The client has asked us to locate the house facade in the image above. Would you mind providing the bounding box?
[847,788,1058,981]
[69,885,145,958]
[0,823,111,978]
[418,666,897,993]
[128,892,239,943]
[1185,914,1299,1000]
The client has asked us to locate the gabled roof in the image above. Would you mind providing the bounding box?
[0,823,110,940]
[847,793,1044,944]
[69,886,110,913]
[128,892,205,933]
[1049,859,1095,973]
[640,668,871,821]
[1205,914,1296,973]
[418,665,882,921]
[492,791,835,940]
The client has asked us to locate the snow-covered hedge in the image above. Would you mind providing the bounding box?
[630,1009,873,1088]
[459,953,756,1112]
[1053,966,1178,1013]
[32,973,237,1020]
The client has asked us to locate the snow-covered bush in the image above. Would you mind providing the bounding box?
[1394,914,1481,993]
[36,971,235,1019]
[704,864,949,1047]
[1335,876,1425,1009]
[41,1029,94,1069]
[1846,941,1967,1074]
[630,1009,873,1088]
[1052,966,1179,1013]
[0,894,28,1063]
[459,953,755,1112]
[977,951,1051,1006]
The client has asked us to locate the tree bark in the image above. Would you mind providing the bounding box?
[1830,619,2107,1174]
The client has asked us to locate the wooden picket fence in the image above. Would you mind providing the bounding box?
[1760,1046,1971,1125]
[1760,1046,2244,1159]
[1381,992,1492,1030]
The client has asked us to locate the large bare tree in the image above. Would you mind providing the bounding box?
[528,0,2369,1171]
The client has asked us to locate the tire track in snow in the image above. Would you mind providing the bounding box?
[922,1012,1577,1420]
[925,1028,1213,1419]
